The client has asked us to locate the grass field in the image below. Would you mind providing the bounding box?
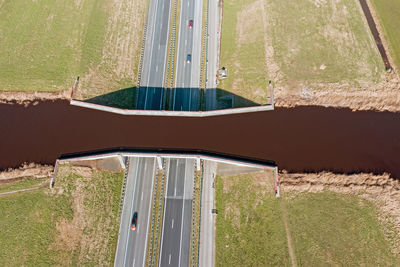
[0,0,145,100]
[0,177,44,194]
[0,164,123,266]
[219,0,385,103]
[369,0,400,71]
[216,171,400,266]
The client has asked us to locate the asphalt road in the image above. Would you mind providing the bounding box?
[173,0,203,111]
[199,160,216,267]
[159,158,195,266]
[114,157,156,267]
[205,0,219,110]
[137,0,172,110]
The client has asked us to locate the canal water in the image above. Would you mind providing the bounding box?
[1,100,399,178]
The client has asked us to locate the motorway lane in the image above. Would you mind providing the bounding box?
[173,0,202,111]
[114,157,156,267]
[137,0,172,110]
[205,0,219,110]
[159,159,195,266]
[199,160,216,267]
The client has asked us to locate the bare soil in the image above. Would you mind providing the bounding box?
[0,163,53,184]
[0,90,70,106]
[275,72,400,112]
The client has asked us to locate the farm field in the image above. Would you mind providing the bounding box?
[0,164,123,266]
[216,171,400,266]
[0,0,145,103]
[219,0,385,106]
[369,0,400,71]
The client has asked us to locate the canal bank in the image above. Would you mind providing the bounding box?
[0,100,399,178]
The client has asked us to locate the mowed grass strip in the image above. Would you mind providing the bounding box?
[216,172,400,266]
[219,0,385,102]
[0,0,104,92]
[216,172,290,266]
[219,0,270,107]
[286,191,400,266]
[0,164,123,266]
[369,0,400,71]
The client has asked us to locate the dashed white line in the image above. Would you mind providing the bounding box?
[141,191,144,201]
[156,65,159,72]
[158,44,160,50]
[133,258,136,266]
[168,254,171,265]
[172,219,174,229]
[185,39,187,46]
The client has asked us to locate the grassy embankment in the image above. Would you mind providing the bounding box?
[0,0,146,108]
[216,172,400,266]
[369,0,400,71]
[0,164,123,266]
[219,0,385,106]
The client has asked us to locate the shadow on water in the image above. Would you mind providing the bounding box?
[83,86,262,111]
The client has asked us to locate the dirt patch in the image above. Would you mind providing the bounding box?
[275,72,400,112]
[0,163,53,184]
[0,90,70,106]
[279,171,400,253]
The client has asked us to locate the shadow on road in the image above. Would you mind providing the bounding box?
[84,86,265,111]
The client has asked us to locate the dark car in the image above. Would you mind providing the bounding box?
[189,20,193,29]
[187,54,191,63]
[131,212,138,230]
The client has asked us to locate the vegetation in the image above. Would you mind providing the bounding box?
[0,164,124,266]
[0,177,45,194]
[220,0,385,103]
[0,0,146,105]
[369,0,400,71]
[216,172,400,266]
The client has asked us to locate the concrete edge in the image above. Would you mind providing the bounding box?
[70,99,274,117]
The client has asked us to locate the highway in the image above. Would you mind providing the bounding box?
[205,0,219,110]
[199,160,216,267]
[173,0,203,111]
[136,0,172,110]
[159,158,195,266]
[114,157,156,267]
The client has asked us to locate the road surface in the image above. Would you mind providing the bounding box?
[173,0,203,111]
[199,160,216,267]
[205,0,219,110]
[114,157,156,267]
[159,158,195,266]
[137,0,172,110]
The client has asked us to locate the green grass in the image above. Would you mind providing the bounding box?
[0,0,107,92]
[216,173,400,266]
[0,164,124,266]
[216,173,290,266]
[220,0,385,102]
[369,0,400,71]
[0,177,44,194]
[220,0,270,107]
[0,0,146,102]
[286,191,400,266]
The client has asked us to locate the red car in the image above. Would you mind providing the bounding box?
[131,212,138,230]
[189,20,193,29]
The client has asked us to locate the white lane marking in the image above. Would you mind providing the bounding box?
[159,160,171,267]
[158,44,160,50]
[185,39,187,46]
[168,254,171,265]
[188,1,189,6]
[172,219,174,229]
[174,186,177,197]
[156,65,159,72]
[141,191,144,201]
[133,258,135,267]
[142,159,156,267]
[178,159,187,267]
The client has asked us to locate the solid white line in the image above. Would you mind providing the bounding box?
[145,0,160,109]
[123,159,140,267]
[142,159,156,267]
[160,0,172,111]
[178,159,187,267]
[174,0,185,110]
[158,159,170,267]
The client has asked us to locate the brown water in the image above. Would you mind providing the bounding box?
[1,100,400,178]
